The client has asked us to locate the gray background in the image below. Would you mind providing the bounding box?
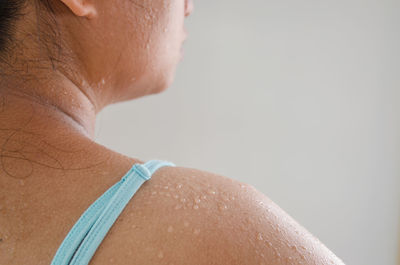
[95,0,400,264]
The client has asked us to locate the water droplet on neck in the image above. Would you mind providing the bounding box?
[257,233,263,241]
[193,228,200,235]
[173,194,179,199]
[174,204,182,210]
[193,205,199,210]
[19,180,25,186]
[167,226,173,232]
[219,204,228,211]
[176,184,183,189]
[184,221,189,227]
[157,250,164,259]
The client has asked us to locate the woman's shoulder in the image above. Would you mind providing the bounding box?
[89,162,345,265]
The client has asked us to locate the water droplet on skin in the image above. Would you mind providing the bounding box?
[176,184,182,189]
[180,198,186,203]
[109,258,115,263]
[166,193,171,197]
[207,190,216,195]
[219,204,228,211]
[151,191,157,195]
[167,226,173,232]
[132,224,137,229]
[230,196,235,200]
[241,184,246,188]
[184,221,189,227]
[19,180,25,186]
[193,205,199,210]
[267,241,272,247]
[222,196,229,202]
[101,78,105,85]
[193,228,200,235]
[194,197,201,203]
[257,233,263,241]
[157,250,164,259]
[164,186,169,190]
[201,195,207,199]
[174,204,182,210]
[173,194,179,199]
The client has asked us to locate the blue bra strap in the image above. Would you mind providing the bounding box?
[50,159,176,265]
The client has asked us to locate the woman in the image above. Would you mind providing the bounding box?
[0,0,345,264]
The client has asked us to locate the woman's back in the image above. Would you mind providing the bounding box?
[0,0,344,264]
[0,135,343,265]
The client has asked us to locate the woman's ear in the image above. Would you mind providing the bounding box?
[59,0,97,19]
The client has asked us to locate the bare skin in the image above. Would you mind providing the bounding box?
[0,0,345,264]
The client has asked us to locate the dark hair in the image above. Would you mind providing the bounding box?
[0,0,26,55]
[0,0,64,72]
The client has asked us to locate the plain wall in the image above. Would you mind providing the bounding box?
[95,0,400,264]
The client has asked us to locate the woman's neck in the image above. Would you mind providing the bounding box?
[0,69,97,139]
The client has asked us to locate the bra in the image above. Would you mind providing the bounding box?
[50,159,176,265]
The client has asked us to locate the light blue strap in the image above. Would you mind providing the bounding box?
[50,159,175,265]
